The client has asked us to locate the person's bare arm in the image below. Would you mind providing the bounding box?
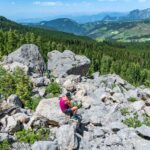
[65,100,72,108]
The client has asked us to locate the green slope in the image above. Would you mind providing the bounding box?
[83,20,150,42]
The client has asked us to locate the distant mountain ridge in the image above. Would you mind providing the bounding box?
[27,8,150,42]
[37,18,86,35]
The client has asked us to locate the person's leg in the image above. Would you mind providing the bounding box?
[64,108,73,117]
[71,106,78,115]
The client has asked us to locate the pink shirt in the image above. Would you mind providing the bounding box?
[59,97,69,112]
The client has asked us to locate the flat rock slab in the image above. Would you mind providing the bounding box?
[136,125,150,139]
[36,98,66,126]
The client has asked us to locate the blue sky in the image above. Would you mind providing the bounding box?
[0,0,150,19]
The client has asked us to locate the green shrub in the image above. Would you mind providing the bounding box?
[25,97,40,110]
[128,97,138,102]
[143,114,150,126]
[12,68,32,100]
[120,108,130,116]
[0,140,10,150]
[122,113,142,128]
[46,82,61,96]
[15,128,50,144]
[0,67,32,101]
[0,67,16,98]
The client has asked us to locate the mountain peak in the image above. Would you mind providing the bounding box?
[128,8,150,20]
[0,16,8,22]
[38,18,85,35]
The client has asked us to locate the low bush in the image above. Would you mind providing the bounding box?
[25,97,41,110]
[15,128,50,144]
[0,140,10,150]
[122,113,150,128]
[123,117,142,128]
[0,67,32,101]
[120,108,130,116]
[128,97,138,102]
[46,82,61,96]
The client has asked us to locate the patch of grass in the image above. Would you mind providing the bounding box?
[120,108,130,116]
[0,140,10,150]
[128,97,138,102]
[15,128,50,144]
[123,113,142,128]
[46,82,61,97]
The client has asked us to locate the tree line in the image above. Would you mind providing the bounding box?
[0,29,150,87]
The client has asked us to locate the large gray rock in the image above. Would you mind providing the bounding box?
[36,98,66,126]
[7,95,23,108]
[56,124,78,150]
[3,44,45,73]
[47,50,90,77]
[32,141,58,150]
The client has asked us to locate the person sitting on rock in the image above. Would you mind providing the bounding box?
[59,92,82,118]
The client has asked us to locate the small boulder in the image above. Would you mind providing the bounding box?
[56,124,78,150]
[144,106,150,117]
[13,113,30,124]
[7,95,23,108]
[32,141,58,150]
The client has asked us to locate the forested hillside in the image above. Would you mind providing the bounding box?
[0,16,150,87]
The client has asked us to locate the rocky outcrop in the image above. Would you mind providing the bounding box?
[2,44,46,74]
[47,50,90,78]
[1,47,150,150]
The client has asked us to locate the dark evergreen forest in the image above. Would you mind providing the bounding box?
[0,16,150,87]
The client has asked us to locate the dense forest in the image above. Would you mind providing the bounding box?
[0,16,150,87]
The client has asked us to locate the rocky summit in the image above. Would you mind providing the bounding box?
[0,44,150,150]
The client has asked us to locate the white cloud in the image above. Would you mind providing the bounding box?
[33,1,62,6]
